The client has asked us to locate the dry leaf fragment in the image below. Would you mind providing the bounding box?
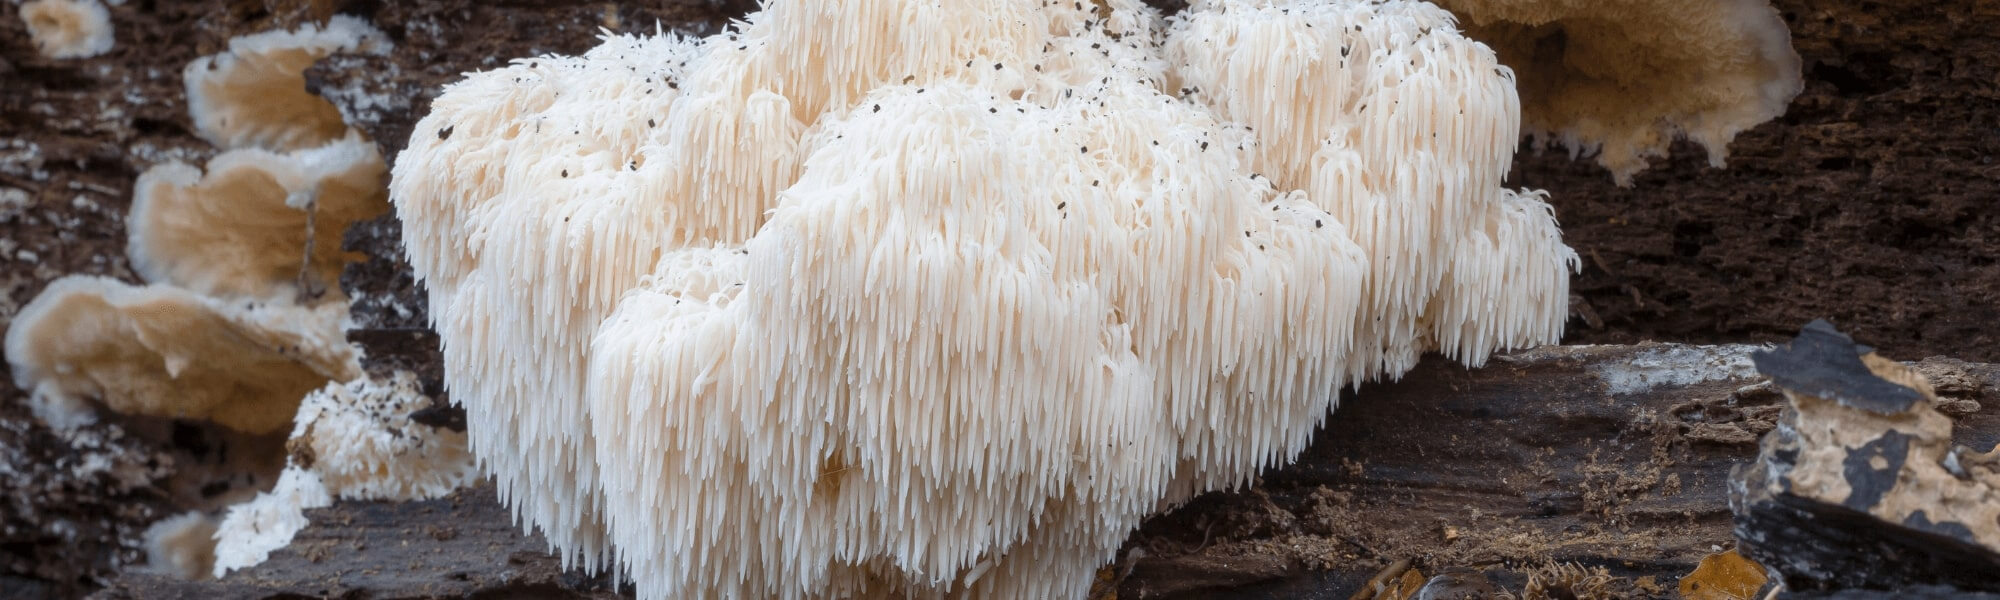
[1679,549,1768,600]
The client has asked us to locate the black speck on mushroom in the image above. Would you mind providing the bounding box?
[873,104,881,113]
[438,125,453,140]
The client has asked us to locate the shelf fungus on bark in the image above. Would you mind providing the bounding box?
[1730,320,2000,594]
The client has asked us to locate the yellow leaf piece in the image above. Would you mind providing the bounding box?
[1351,560,1421,600]
[1386,568,1427,600]
[1679,549,1768,600]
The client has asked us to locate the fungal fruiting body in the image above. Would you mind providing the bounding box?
[1430,0,1804,184]
[3,276,358,434]
[128,133,390,301]
[4,15,392,435]
[6,134,386,435]
[184,14,390,152]
[20,0,114,60]
[208,464,331,575]
[210,371,476,577]
[2,15,422,580]
[391,0,1576,597]
[1167,0,1576,383]
[285,371,476,501]
[142,511,221,580]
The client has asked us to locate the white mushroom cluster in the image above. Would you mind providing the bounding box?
[393,0,1578,597]
[5,17,394,436]
[6,13,480,581]
[283,370,475,501]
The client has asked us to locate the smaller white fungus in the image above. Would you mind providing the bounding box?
[209,466,329,577]
[141,511,218,580]
[20,0,114,60]
[287,371,477,501]
[206,370,476,577]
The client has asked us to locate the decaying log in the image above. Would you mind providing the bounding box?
[85,343,1999,599]
[89,485,624,600]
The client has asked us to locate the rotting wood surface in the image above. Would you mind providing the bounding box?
[87,345,2000,599]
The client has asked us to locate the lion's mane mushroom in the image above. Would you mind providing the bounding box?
[1165,0,1578,382]
[184,14,390,152]
[19,0,114,60]
[392,0,1574,597]
[1429,0,1804,184]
